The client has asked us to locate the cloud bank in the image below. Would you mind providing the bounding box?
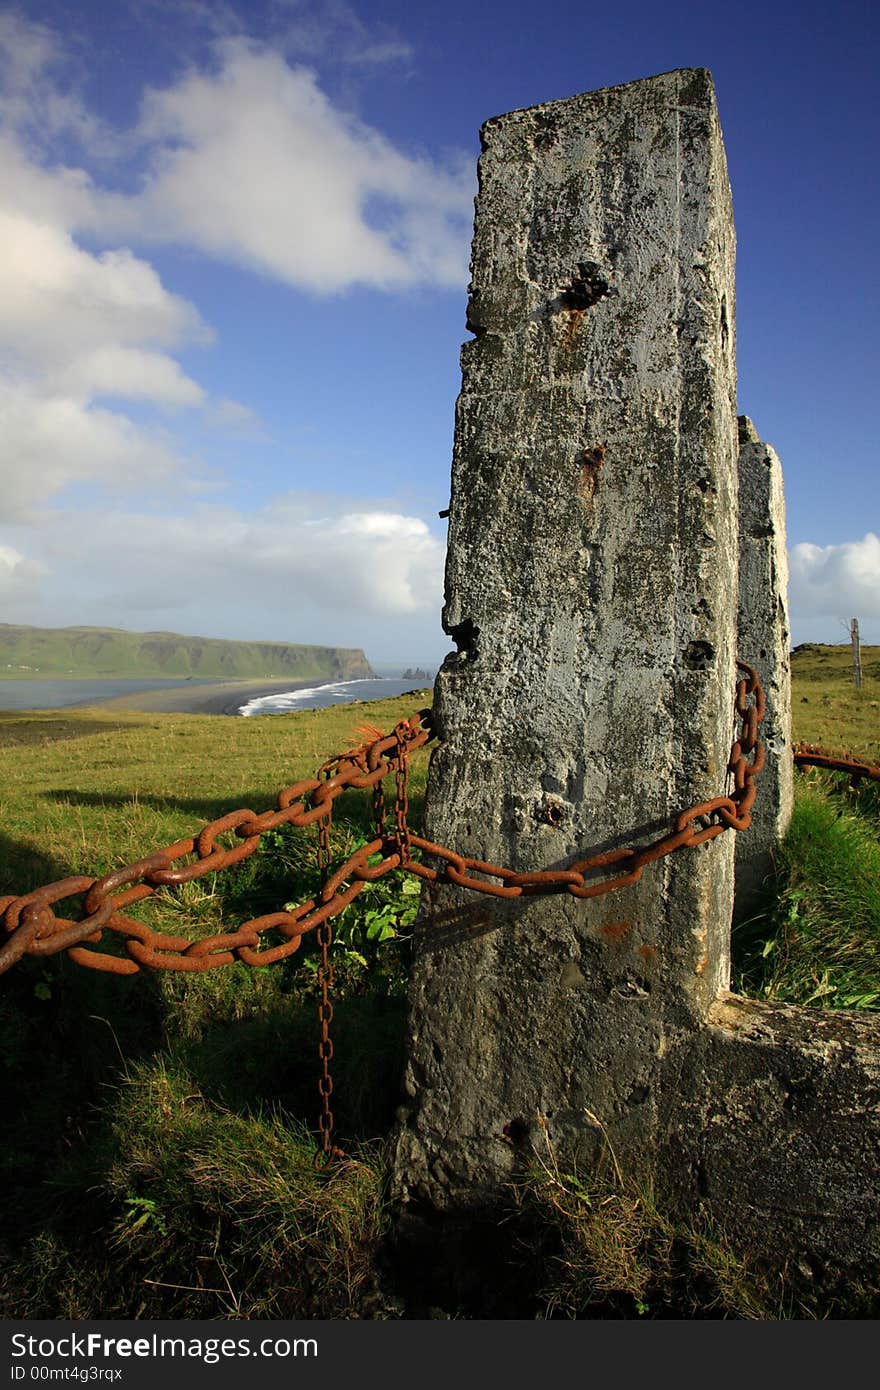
[7,500,446,661]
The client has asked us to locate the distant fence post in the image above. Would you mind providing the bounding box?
[852,617,862,689]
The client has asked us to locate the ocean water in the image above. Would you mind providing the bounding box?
[0,677,218,711]
[239,677,430,717]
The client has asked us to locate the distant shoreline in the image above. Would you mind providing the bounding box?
[81,677,322,716]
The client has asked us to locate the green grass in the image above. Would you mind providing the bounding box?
[0,695,429,938]
[2,1054,391,1320]
[731,644,880,1011]
[0,692,431,1319]
[1,650,878,1317]
[789,641,880,755]
[733,775,880,1008]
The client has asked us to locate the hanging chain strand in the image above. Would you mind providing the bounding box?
[393,722,412,866]
[314,791,340,1166]
[372,771,387,840]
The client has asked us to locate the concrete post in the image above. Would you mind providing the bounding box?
[394,69,739,1211]
[735,416,793,918]
[851,617,862,689]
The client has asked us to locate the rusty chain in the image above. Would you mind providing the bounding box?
[792,743,880,786]
[314,777,342,1164]
[0,661,769,982]
[398,659,768,902]
[393,721,412,865]
[0,712,432,979]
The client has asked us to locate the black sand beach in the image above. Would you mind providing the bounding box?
[87,678,317,716]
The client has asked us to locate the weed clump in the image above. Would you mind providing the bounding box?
[515,1115,836,1319]
[1,1058,393,1320]
[734,774,880,1009]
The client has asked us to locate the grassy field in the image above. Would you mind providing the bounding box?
[787,641,880,754]
[733,644,880,1010]
[0,692,434,1319]
[0,649,877,1318]
[0,693,431,905]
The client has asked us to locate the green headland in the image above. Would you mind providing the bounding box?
[0,623,374,682]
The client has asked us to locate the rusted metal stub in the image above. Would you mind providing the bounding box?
[578,443,606,506]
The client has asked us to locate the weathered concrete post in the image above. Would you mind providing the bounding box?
[851,617,863,689]
[394,69,739,1211]
[735,416,793,917]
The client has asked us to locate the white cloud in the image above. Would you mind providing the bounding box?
[0,12,456,660]
[0,201,211,518]
[0,208,209,374]
[143,0,415,69]
[789,534,880,622]
[0,50,219,518]
[1,499,446,658]
[93,40,472,293]
[62,501,445,619]
[53,347,206,407]
[0,131,95,229]
[0,15,468,545]
[0,381,190,520]
[207,397,261,429]
[275,0,414,66]
[0,10,122,162]
[0,541,45,604]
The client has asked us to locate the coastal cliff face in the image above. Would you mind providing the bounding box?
[0,624,374,681]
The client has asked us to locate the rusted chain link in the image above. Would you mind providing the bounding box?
[0,661,768,977]
[792,743,880,786]
[393,721,412,865]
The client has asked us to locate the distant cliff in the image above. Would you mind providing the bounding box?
[0,624,374,681]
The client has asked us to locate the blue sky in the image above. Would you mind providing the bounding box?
[0,0,877,668]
